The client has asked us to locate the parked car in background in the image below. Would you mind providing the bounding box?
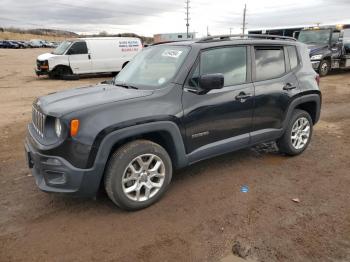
[29,39,43,48]
[40,40,55,48]
[17,41,30,48]
[25,34,321,210]
[10,40,28,48]
[51,41,60,48]
[35,37,142,79]
[1,40,20,48]
[27,41,38,48]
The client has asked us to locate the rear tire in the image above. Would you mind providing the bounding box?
[104,140,172,211]
[277,109,313,156]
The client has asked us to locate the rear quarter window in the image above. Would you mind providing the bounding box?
[287,46,299,70]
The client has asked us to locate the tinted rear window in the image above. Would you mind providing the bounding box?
[255,47,286,81]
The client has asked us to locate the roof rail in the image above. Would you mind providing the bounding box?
[150,41,178,46]
[196,34,297,43]
[150,39,193,46]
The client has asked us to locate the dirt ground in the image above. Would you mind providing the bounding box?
[0,48,350,262]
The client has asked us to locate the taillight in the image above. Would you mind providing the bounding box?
[315,75,320,87]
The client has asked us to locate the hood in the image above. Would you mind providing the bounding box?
[37,84,153,117]
[307,44,328,55]
[37,53,58,61]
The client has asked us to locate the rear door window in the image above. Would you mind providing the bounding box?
[254,47,286,81]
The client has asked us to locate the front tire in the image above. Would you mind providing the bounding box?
[104,140,172,211]
[318,59,330,77]
[277,109,313,156]
[49,66,76,80]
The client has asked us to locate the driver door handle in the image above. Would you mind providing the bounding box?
[283,83,297,91]
[235,92,252,102]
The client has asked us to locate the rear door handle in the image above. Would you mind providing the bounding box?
[283,83,297,91]
[235,92,252,102]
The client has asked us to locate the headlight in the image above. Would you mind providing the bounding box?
[55,118,62,137]
[310,54,322,60]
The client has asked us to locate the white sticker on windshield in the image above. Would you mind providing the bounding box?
[162,50,183,58]
[158,77,166,85]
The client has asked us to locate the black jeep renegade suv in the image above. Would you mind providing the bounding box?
[25,35,321,210]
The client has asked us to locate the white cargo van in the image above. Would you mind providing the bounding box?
[35,37,142,78]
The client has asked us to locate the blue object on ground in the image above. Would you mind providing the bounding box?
[241,185,249,193]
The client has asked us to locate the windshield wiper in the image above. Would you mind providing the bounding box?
[114,83,138,90]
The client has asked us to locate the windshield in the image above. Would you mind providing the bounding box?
[298,29,331,45]
[114,45,190,89]
[52,41,72,55]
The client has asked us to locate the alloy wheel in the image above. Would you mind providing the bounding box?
[122,154,166,202]
[291,117,311,150]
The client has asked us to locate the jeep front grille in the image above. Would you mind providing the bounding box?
[32,106,46,138]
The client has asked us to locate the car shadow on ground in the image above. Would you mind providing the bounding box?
[45,142,281,214]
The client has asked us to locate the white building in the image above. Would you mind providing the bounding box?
[153,32,196,43]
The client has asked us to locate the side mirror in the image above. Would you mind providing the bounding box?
[199,73,224,91]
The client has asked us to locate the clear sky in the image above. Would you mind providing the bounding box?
[0,0,349,36]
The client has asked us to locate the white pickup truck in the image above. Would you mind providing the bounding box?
[35,37,142,79]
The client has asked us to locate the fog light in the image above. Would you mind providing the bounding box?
[44,158,61,166]
[45,170,66,185]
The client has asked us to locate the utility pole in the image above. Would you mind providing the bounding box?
[230,27,233,35]
[207,25,209,36]
[242,4,247,35]
[185,0,190,38]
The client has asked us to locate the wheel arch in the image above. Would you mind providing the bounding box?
[88,121,188,190]
[323,55,332,63]
[295,101,318,124]
[283,93,321,130]
[106,130,184,169]
[51,64,73,74]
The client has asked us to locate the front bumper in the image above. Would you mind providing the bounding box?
[35,68,49,76]
[25,138,101,197]
[311,60,320,70]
